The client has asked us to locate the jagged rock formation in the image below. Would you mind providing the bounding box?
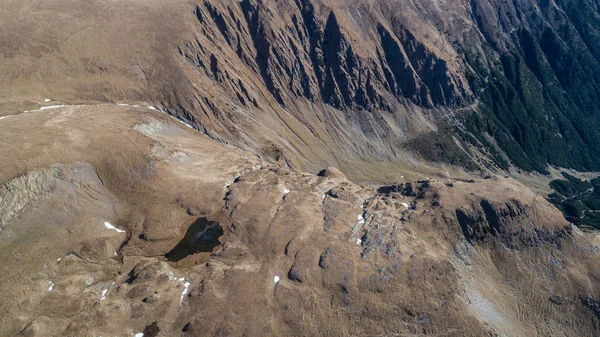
[175,0,600,173]
[4,0,600,177]
[177,0,474,172]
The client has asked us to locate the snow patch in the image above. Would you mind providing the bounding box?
[284,188,291,194]
[148,106,157,110]
[322,194,327,202]
[357,214,365,225]
[400,203,409,208]
[104,221,125,233]
[48,282,54,291]
[180,281,191,304]
[134,333,144,337]
[176,119,194,129]
[274,275,280,284]
[44,98,51,102]
[0,115,12,120]
[40,105,69,110]
[100,289,108,300]
[356,238,362,245]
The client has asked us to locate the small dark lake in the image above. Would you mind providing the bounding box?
[165,217,224,262]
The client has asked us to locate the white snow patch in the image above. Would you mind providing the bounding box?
[134,333,144,337]
[356,238,362,245]
[44,98,51,102]
[180,281,191,304]
[100,289,108,300]
[57,257,62,262]
[179,120,194,129]
[274,275,280,284]
[148,106,157,110]
[400,203,409,208]
[104,221,125,233]
[169,115,195,129]
[118,103,141,108]
[284,188,291,194]
[322,194,326,202]
[48,282,54,291]
[178,278,185,281]
[357,214,365,225]
[40,105,68,110]
[0,115,12,120]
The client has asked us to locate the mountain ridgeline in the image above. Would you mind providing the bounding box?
[174,0,600,174]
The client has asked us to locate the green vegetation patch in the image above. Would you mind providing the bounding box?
[547,173,600,230]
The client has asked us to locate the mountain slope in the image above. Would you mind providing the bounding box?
[2,1,600,335]
[1,105,600,337]
[3,0,600,178]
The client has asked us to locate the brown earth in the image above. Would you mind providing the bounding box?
[0,105,600,336]
[2,0,600,336]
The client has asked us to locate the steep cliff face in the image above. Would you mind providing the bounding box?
[175,0,475,175]
[185,0,469,111]
[4,0,599,177]
[172,0,600,174]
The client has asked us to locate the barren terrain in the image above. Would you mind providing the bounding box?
[0,105,599,336]
[2,0,600,336]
